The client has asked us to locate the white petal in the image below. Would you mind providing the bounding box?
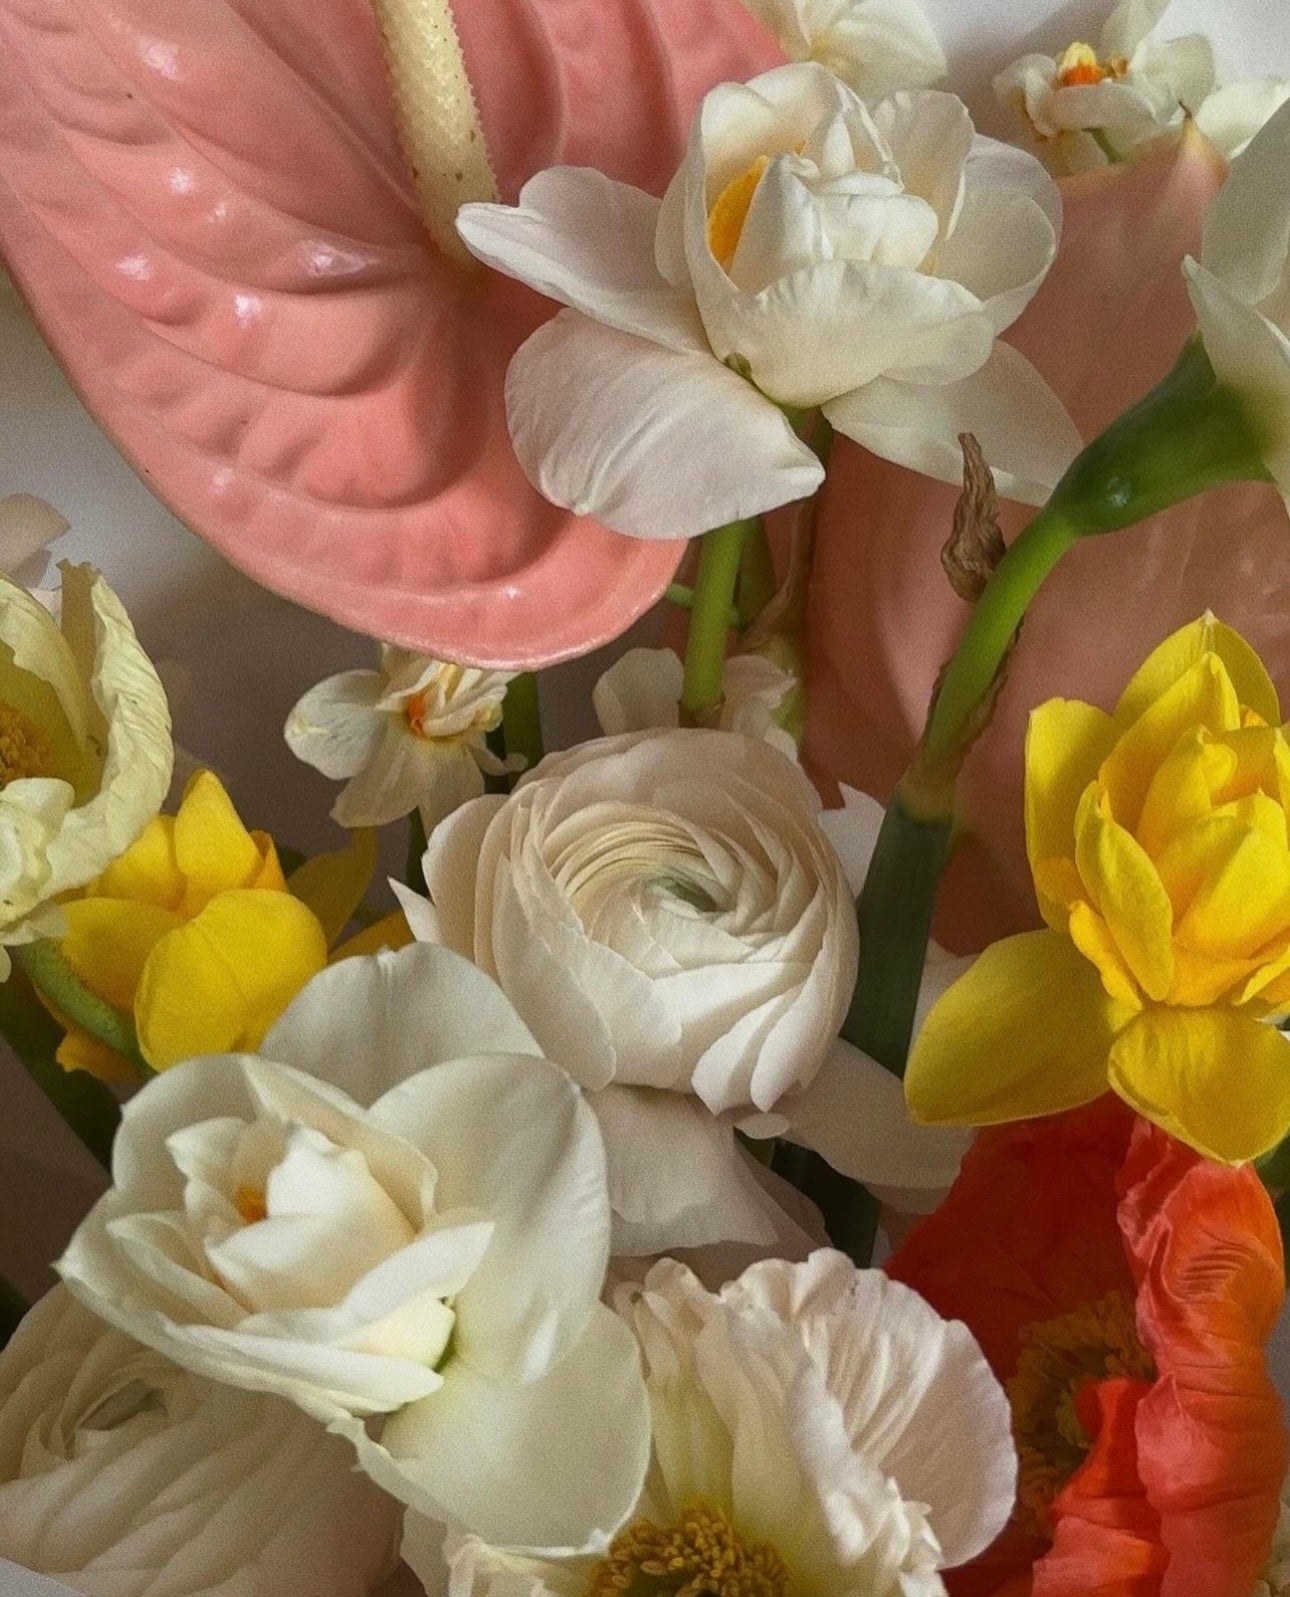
[1195,78,1290,160]
[283,670,385,781]
[1100,0,1170,60]
[1134,33,1215,115]
[0,494,65,574]
[936,183,1056,335]
[505,310,824,538]
[818,784,885,897]
[871,90,975,228]
[369,1053,610,1383]
[457,170,705,352]
[592,648,683,737]
[1201,98,1290,305]
[356,1304,649,1549]
[812,0,948,100]
[263,943,541,1107]
[824,340,1083,505]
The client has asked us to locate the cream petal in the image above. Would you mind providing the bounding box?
[504,310,824,538]
[1195,78,1290,160]
[935,183,1056,335]
[331,719,445,827]
[1100,0,1171,60]
[1200,98,1290,306]
[593,648,684,736]
[818,785,884,898]
[283,669,385,781]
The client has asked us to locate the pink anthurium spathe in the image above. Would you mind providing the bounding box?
[0,0,781,666]
[803,127,1290,949]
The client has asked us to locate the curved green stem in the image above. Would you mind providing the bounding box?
[503,671,544,771]
[14,940,149,1076]
[680,520,752,721]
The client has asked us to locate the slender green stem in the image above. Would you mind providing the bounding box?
[771,1142,880,1267]
[404,807,428,890]
[14,940,148,1075]
[680,520,752,721]
[666,584,740,626]
[736,519,777,629]
[0,1274,27,1348]
[503,671,544,771]
[0,966,120,1168]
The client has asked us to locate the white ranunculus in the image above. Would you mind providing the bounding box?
[433,1250,1017,1597]
[56,944,650,1550]
[1183,99,1290,504]
[738,0,945,100]
[0,1285,399,1597]
[0,563,172,973]
[593,646,799,758]
[456,65,1079,537]
[285,650,522,833]
[995,0,1288,176]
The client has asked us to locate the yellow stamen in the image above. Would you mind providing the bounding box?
[1006,1289,1154,1536]
[0,700,54,786]
[585,1500,789,1597]
[707,156,771,273]
[1056,41,1129,88]
[234,1185,268,1225]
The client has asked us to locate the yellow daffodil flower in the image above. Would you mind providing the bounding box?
[53,770,391,1080]
[907,614,1290,1164]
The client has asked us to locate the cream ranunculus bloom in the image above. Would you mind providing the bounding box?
[0,1285,399,1597]
[456,64,1079,538]
[0,562,172,974]
[737,0,945,99]
[430,1251,1017,1597]
[285,649,523,833]
[56,943,650,1549]
[1184,99,1290,505]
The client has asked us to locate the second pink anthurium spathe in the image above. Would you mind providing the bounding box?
[0,0,781,665]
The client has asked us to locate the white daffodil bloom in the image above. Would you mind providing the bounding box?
[738,0,945,100]
[995,0,1290,176]
[1183,99,1290,505]
[457,65,1080,537]
[0,563,172,974]
[593,645,799,758]
[57,944,650,1549]
[431,1252,1017,1597]
[285,649,523,833]
[0,1286,400,1597]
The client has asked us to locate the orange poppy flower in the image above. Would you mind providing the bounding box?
[886,1097,1286,1597]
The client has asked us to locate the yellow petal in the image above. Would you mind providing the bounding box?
[60,897,182,1010]
[1024,697,1116,927]
[287,828,378,948]
[1108,1006,1290,1163]
[905,929,1125,1127]
[1067,901,1141,1007]
[1135,728,1235,859]
[1074,787,1173,1000]
[249,832,288,891]
[173,770,265,912]
[90,815,184,910]
[331,909,414,962]
[56,1024,139,1085]
[1156,815,1290,962]
[1114,614,1280,731]
[135,888,327,1071]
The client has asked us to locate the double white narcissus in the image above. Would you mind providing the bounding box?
[0,1286,399,1597]
[456,64,1081,539]
[1184,98,1290,504]
[0,563,172,972]
[56,943,650,1549]
[737,0,946,100]
[433,1252,1017,1597]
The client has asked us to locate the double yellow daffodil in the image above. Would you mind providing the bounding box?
[907,615,1290,1164]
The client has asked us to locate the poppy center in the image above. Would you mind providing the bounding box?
[584,1500,790,1596]
[1006,1288,1154,1534]
[1056,41,1130,88]
[0,700,54,786]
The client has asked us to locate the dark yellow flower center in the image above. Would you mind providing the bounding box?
[234,1184,268,1225]
[1056,41,1129,88]
[585,1501,790,1597]
[707,157,772,272]
[1007,1289,1154,1536]
[0,699,54,787]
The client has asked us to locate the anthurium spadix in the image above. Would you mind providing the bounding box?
[457,66,1083,538]
[0,0,781,667]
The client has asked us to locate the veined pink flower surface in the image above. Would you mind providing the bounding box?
[803,128,1290,949]
[0,0,779,665]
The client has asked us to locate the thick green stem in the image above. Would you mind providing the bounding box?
[14,941,148,1075]
[503,671,544,771]
[681,520,752,721]
[736,519,777,629]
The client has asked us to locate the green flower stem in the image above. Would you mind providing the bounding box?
[680,520,753,722]
[0,964,120,1169]
[0,1274,27,1348]
[665,584,740,627]
[736,519,778,629]
[503,671,544,771]
[405,807,429,890]
[14,940,149,1077]
[771,1142,880,1267]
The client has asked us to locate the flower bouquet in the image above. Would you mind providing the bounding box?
[3,0,1290,1593]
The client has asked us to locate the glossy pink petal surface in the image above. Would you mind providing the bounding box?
[0,0,780,665]
[804,132,1290,948]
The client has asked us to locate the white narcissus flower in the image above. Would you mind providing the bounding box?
[1184,100,1290,506]
[456,65,1080,537]
[56,944,650,1550]
[593,645,799,758]
[995,0,1289,176]
[430,1251,1017,1597]
[0,1285,399,1597]
[738,0,945,100]
[285,649,523,833]
[0,562,172,974]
